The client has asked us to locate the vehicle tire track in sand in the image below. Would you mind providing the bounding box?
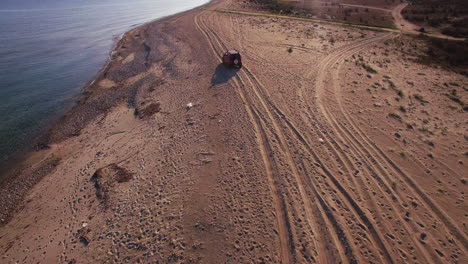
[291,33,404,263]
[194,12,295,264]
[294,32,407,263]
[311,28,467,261]
[230,11,333,263]
[309,33,442,263]
[329,60,468,250]
[238,68,351,264]
[198,12,319,264]
[317,31,468,252]
[198,11,359,264]
[226,12,359,264]
[208,10,432,264]
[274,103,395,264]
[210,11,399,264]
[198,8,467,264]
[229,14,389,264]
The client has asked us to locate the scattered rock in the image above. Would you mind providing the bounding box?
[199,151,215,156]
[34,142,50,151]
[136,102,161,119]
[98,79,116,89]
[79,235,90,247]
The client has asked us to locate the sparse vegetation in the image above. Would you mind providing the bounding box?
[414,93,429,104]
[385,79,404,98]
[389,113,402,121]
[418,36,468,73]
[403,0,468,38]
[445,89,466,110]
[396,90,404,98]
[362,63,377,74]
[419,126,434,135]
[425,140,435,147]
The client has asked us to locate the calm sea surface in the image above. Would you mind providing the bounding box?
[0,0,208,167]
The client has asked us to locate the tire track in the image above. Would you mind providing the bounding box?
[239,67,352,264]
[197,9,463,264]
[263,33,401,263]
[226,11,398,264]
[226,12,362,264]
[199,11,359,264]
[235,28,389,264]
[290,32,411,263]
[308,24,466,262]
[206,10,409,263]
[307,34,441,263]
[194,12,295,264]
[317,30,468,253]
[334,87,468,249]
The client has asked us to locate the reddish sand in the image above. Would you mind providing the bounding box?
[1,0,466,263]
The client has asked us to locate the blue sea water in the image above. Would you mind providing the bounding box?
[0,0,208,167]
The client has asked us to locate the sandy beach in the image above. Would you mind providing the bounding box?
[1,0,466,263]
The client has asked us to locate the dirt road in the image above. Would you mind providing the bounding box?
[0,0,466,263]
[392,3,420,33]
[339,3,391,13]
[193,2,467,263]
[390,3,464,40]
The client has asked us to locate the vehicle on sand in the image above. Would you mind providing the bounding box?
[222,50,242,68]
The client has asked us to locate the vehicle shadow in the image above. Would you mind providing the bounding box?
[211,63,240,86]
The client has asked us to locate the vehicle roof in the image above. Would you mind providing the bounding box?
[227,50,239,54]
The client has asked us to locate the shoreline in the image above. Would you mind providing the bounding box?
[39,1,213,145]
[0,0,212,180]
[0,0,213,224]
